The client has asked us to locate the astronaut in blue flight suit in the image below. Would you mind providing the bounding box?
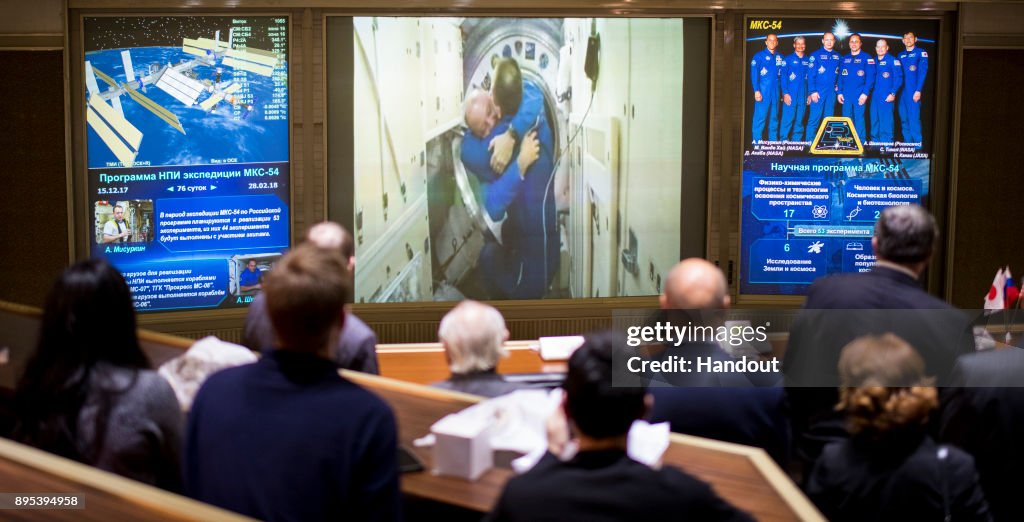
[780,36,811,141]
[750,33,784,142]
[898,31,929,144]
[461,58,558,299]
[805,32,841,141]
[870,39,903,143]
[837,33,875,143]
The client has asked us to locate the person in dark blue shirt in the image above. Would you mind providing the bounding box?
[780,36,811,141]
[870,39,903,143]
[838,33,876,143]
[750,33,783,142]
[805,32,841,141]
[898,32,929,145]
[461,58,558,299]
[185,243,400,522]
[237,259,263,293]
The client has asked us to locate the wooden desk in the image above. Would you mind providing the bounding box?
[0,438,254,522]
[344,371,824,522]
[378,341,566,385]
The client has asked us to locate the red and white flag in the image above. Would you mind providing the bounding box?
[984,267,1007,310]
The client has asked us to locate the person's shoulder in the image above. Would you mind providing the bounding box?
[908,438,978,475]
[194,361,256,395]
[656,464,752,518]
[342,313,377,344]
[804,271,864,299]
[657,463,715,491]
[502,453,562,494]
[334,377,394,420]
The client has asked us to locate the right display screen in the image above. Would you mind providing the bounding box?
[740,17,939,296]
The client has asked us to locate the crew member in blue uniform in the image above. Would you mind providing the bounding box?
[869,39,903,143]
[780,36,810,141]
[462,58,558,299]
[837,33,875,143]
[750,33,783,142]
[805,32,841,141]
[898,31,928,145]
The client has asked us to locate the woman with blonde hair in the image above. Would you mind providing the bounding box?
[806,333,990,521]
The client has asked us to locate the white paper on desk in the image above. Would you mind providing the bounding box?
[511,420,671,473]
[627,420,671,467]
[538,336,585,361]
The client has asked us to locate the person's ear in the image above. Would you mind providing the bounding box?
[658,293,668,310]
[871,236,878,254]
[502,329,510,343]
[723,295,732,309]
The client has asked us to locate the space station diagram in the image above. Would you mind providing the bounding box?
[84,16,289,169]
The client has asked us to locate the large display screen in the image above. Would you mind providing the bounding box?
[83,16,289,312]
[740,17,938,296]
[339,17,707,303]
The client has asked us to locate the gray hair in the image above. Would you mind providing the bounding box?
[874,204,937,264]
[438,300,508,374]
[793,36,806,44]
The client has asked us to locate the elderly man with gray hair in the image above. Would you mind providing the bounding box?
[432,300,523,398]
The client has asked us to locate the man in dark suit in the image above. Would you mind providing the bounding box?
[646,259,790,466]
[243,222,379,374]
[941,347,1024,521]
[487,332,752,522]
[785,204,975,468]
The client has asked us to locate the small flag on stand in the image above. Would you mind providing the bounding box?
[1005,266,1020,309]
[985,267,1007,310]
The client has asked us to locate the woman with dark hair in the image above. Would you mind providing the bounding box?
[12,259,182,490]
[806,333,990,521]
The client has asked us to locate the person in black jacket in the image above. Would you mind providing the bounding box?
[807,334,990,521]
[12,259,182,491]
[486,332,752,522]
[940,347,1024,521]
[785,204,976,468]
[646,258,790,466]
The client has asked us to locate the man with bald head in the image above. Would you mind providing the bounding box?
[660,258,731,310]
[646,258,790,465]
[242,221,379,374]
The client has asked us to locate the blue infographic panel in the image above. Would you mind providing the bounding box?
[84,16,289,312]
[741,157,929,295]
[741,17,938,296]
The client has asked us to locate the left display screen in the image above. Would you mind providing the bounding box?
[84,16,290,312]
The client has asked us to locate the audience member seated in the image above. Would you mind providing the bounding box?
[806,334,990,521]
[940,347,1024,521]
[486,332,753,522]
[431,300,523,398]
[242,221,379,374]
[646,258,790,466]
[186,243,400,522]
[785,204,975,469]
[11,259,182,490]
